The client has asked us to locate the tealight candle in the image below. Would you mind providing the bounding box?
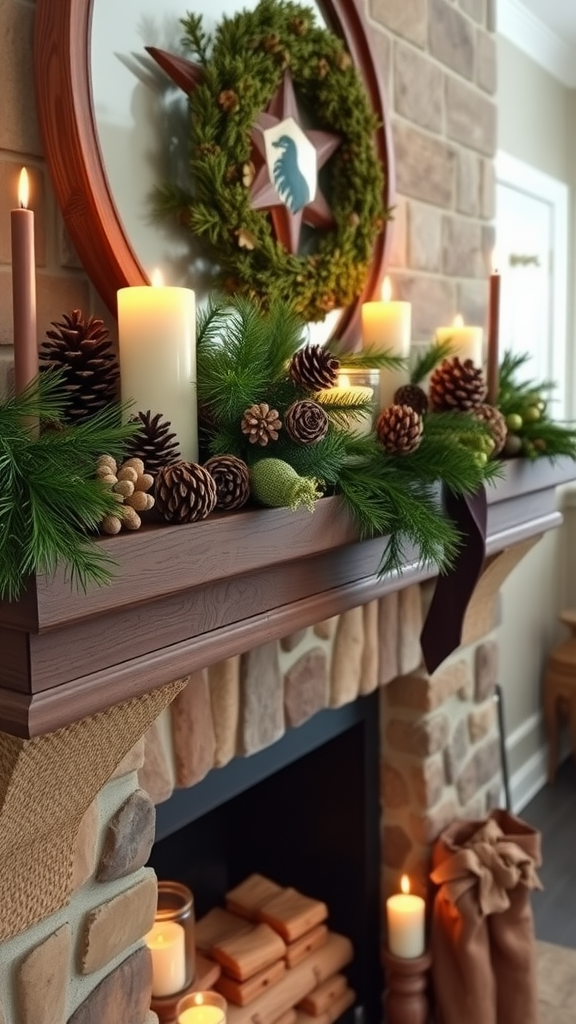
[11,168,38,395]
[435,314,483,367]
[146,920,187,997]
[361,277,411,409]
[177,991,227,1024]
[118,270,197,461]
[386,875,426,959]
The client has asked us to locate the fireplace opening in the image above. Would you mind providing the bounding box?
[147,692,382,1024]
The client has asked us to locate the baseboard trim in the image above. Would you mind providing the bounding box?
[510,746,548,812]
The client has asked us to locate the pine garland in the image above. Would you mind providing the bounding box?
[497,350,576,460]
[0,372,135,601]
[154,0,388,321]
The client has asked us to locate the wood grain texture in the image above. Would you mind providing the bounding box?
[34,0,393,342]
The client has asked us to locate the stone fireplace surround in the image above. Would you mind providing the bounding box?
[0,458,572,1023]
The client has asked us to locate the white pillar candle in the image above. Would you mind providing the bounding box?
[145,920,187,996]
[118,271,197,461]
[386,875,426,959]
[436,314,483,367]
[361,277,411,409]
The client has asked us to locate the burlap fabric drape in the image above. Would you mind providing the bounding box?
[430,809,542,1024]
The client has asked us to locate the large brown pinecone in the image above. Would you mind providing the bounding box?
[289,345,340,391]
[474,403,507,455]
[377,404,423,455]
[284,400,329,445]
[39,309,119,424]
[429,357,487,412]
[241,403,282,445]
[155,462,217,524]
[394,383,428,416]
[204,455,250,510]
[125,410,181,475]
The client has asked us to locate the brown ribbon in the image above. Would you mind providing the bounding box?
[420,486,488,674]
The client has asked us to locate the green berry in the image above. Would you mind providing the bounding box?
[506,413,523,431]
[474,451,488,467]
[249,458,320,512]
[503,433,522,457]
[523,405,541,423]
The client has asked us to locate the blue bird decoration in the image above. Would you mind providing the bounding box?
[272,135,310,213]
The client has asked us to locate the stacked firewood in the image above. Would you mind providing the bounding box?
[196,874,355,1024]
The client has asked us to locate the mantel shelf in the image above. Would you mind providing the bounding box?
[1,457,574,738]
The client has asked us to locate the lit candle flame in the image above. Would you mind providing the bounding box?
[382,276,392,302]
[151,268,164,287]
[400,874,410,895]
[453,314,464,328]
[338,373,351,388]
[18,167,29,210]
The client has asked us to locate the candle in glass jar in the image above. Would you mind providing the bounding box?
[361,278,411,408]
[435,314,483,367]
[145,920,187,997]
[177,991,227,1024]
[317,370,375,437]
[386,875,425,959]
[118,270,197,461]
[11,167,38,395]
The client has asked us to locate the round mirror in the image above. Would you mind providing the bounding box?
[35,0,394,345]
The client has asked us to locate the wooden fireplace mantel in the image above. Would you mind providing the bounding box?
[0,457,574,738]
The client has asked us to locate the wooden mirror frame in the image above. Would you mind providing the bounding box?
[34,0,395,345]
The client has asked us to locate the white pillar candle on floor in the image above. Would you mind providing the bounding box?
[145,920,187,996]
[361,277,411,409]
[118,271,197,461]
[436,314,483,367]
[386,875,426,959]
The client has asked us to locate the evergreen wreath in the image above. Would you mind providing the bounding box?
[154,0,387,322]
[197,296,500,577]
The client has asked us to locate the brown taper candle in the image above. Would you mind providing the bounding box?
[11,168,38,395]
[486,268,501,406]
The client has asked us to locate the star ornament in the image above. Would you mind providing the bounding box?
[250,71,342,255]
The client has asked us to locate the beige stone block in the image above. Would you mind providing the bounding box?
[386,659,470,712]
[393,274,456,341]
[330,606,364,707]
[280,630,308,652]
[446,76,496,156]
[171,670,216,787]
[369,0,427,48]
[112,737,146,780]
[0,163,46,266]
[381,762,410,809]
[429,0,475,79]
[468,701,496,742]
[80,872,157,974]
[398,584,423,674]
[138,719,173,805]
[474,640,498,700]
[408,202,442,272]
[455,736,500,805]
[411,757,445,809]
[16,924,72,1024]
[284,648,328,727]
[393,42,443,132]
[486,0,496,31]
[71,798,100,893]
[442,215,484,278]
[443,717,469,782]
[410,798,459,845]
[69,947,152,1024]
[387,195,408,269]
[0,348,14,400]
[386,712,450,757]
[459,0,486,24]
[238,642,284,755]
[382,824,412,870]
[379,591,399,684]
[457,279,489,330]
[393,121,456,207]
[0,0,42,155]
[97,789,156,882]
[476,29,497,93]
[370,28,392,110]
[456,150,480,217]
[209,656,240,768]
[480,158,496,220]
[360,600,379,695]
[313,616,339,640]
[485,779,501,811]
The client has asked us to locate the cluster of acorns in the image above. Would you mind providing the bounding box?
[96,456,155,534]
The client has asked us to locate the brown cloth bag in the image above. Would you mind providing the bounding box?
[430,809,542,1024]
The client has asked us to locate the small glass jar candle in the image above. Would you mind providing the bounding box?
[318,366,380,436]
[176,990,227,1024]
[146,881,196,998]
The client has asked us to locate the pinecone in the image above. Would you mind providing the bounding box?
[474,403,508,456]
[394,384,428,416]
[284,400,329,445]
[39,309,119,424]
[204,455,250,511]
[429,357,487,412]
[289,345,340,391]
[377,404,423,455]
[155,462,217,524]
[241,403,282,445]
[125,411,181,475]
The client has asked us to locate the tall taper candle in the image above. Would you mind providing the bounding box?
[118,271,197,461]
[487,263,501,405]
[11,168,38,395]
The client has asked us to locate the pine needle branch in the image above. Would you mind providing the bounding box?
[411,340,454,385]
